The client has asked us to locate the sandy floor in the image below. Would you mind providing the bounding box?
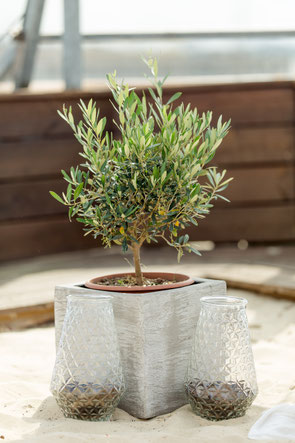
[1,288,295,442]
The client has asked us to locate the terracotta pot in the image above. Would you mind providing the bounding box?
[85,272,195,293]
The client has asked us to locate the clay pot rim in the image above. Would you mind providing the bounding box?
[85,272,195,293]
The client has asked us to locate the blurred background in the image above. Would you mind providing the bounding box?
[1,0,295,87]
[1,0,295,262]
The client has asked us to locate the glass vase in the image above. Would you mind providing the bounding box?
[50,293,125,421]
[185,296,258,421]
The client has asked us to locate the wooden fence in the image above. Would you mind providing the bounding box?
[1,81,294,261]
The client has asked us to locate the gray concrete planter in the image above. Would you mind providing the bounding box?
[54,277,226,418]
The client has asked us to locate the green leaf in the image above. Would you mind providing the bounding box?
[188,245,202,256]
[66,183,72,201]
[148,88,158,102]
[119,111,125,126]
[125,205,138,217]
[68,206,74,221]
[153,166,159,179]
[87,99,93,115]
[91,107,97,124]
[187,216,198,227]
[124,144,130,157]
[161,171,167,183]
[207,171,215,186]
[77,217,88,224]
[68,109,74,125]
[105,194,112,205]
[61,169,72,183]
[166,92,182,105]
[177,248,183,263]
[190,194,199,203]
[153,58,158,77]
[74,182,84,200]
[96,117,104,136]
[49,191,65,205]
[122,238,128,253]
[57,109,69,123]
[118,91,124,107]
[215,194,230,202]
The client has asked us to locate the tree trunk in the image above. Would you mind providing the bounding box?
[132,243,143,286]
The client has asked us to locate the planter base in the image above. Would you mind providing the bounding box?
[54,277,226,418]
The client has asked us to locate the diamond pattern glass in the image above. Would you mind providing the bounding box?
[185,296,258,421]
[51,293,125,421]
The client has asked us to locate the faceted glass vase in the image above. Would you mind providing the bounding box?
[185,296,258,421]
[50,293,125,421]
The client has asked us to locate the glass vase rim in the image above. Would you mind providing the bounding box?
[68,293,112,302]
[200,295,247,307]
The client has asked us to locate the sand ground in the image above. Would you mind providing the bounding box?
[1,286,295,442]
[1,246,295,442]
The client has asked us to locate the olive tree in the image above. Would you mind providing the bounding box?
[50,58,232,285]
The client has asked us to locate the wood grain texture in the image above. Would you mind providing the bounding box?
[190,205,295,242]
[0,179,67,220]
[0,82,293,139]
[54,278,227,418]
[1,204,292,262]
[0,138,81,180]
[220,166,294,203]
[0,302,53,331]
[214,127,294,165]
[1,81,295,260]
[0,98,114,138]
[205,275,295,302]
[0,216,96,261]
[0,79,292,103]
[178,88,294,125]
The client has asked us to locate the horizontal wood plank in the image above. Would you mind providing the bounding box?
[221,166,294,203]
[0,84,293,139]
[165,88,294,125]
[188,205,295,242]
[0,80,293,104]
[1,81,295,260]
[0,138,81,180]
[0,216,97,261]
[1,126,293,183]
[214,127,294,165]
[0,204,294,261]
[0,179,67,220]
[204,272,295,302]
[0,303,54,331]
[0,98,114,139]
